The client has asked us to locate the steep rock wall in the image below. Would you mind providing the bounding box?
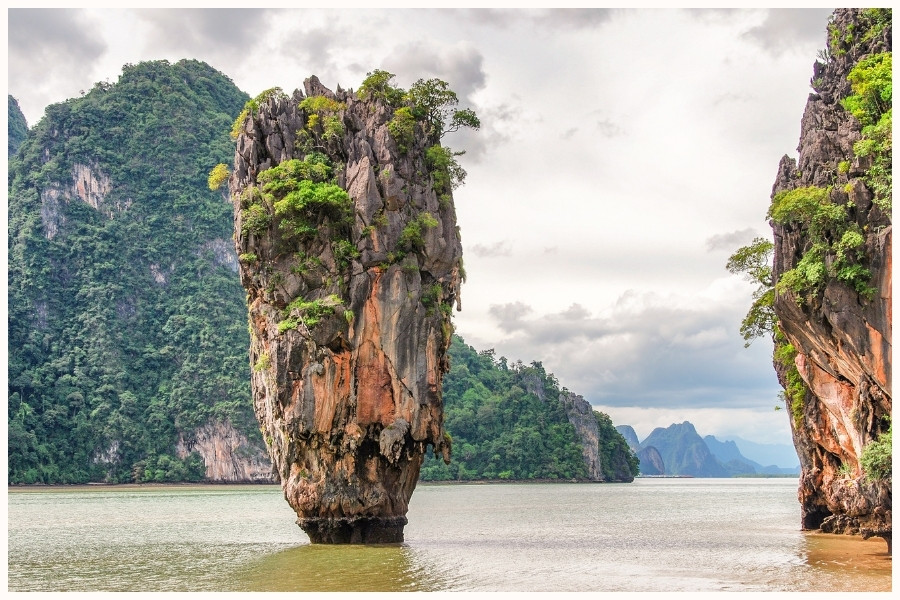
[770,9,891,547]
[559,391,602,479]
[230,77,461,543]
[175,420,274,482]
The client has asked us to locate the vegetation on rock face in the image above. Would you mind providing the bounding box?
[860,418,892,480]
[7,59,259,484]
[8,95,28,157]
[728,7,892,343]
[595,410,640,480]
[420,337,637,481]
[726,237,775,346]
[230,87,287,140]
[767,185,876,301]
[729,9,891,535]
[359,69,479,195]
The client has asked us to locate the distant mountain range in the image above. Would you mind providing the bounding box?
[615,422,799,477]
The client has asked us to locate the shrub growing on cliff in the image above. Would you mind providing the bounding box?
[278,294,343,333]
[426,145,468,197]
[842,51,892,212]
[400,212,439,252]
[387,106,416,154]
[207,163,229,191]
[231,87,287,140]
[774,340,807,425]
[257,158,352,242]
[767,186,875,302]
[298,95,346,141]
[358,69,404,106]
[860,418,892,481]
[726,237,775,345]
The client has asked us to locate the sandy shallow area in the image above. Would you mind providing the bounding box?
[803,532,892,590]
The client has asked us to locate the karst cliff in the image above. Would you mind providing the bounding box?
[229,75,466,543]
[769,9,891,550]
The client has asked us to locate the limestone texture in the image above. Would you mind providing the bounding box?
[175,420,274,482]
[230,77,461,543]
[769,9,891,549]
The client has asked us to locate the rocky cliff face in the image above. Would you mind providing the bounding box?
[176,420,274,482]
[636,447,665,476]
[769,9,891,548]
[559,391,602,478]
[229,77,462,543]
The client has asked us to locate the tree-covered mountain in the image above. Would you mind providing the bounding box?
[7,59,267,484]
[420,337,639,482]
[8,95,28,157]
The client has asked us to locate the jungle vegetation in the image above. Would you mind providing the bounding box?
[8,60,257,484]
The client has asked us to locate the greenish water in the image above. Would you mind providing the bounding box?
[6,479,891,592]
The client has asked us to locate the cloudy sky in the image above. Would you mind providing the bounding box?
[7,7,837,450]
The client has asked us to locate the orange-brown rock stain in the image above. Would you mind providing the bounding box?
[355,271,397,427]
[312,351,352,434]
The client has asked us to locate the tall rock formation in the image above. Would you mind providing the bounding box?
[229,76,465,543]
[769,9,891,548]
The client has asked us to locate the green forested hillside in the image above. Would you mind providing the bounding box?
[8,95,28,157]
[7,60,257,484]
[421,337,638,481]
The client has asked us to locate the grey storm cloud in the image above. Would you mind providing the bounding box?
[484,292,777,409]
[9,9,106,63]
[135,9,272,59]
[383,40,485,101]
[705,228,760,252]
[470,241,512,258]
[742,8,834,55]
[9,9,107,114]
[451,8,614,31]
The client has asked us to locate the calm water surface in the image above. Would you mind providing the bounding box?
[7,479,891,592]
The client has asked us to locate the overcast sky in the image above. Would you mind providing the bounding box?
[7,7,837,449]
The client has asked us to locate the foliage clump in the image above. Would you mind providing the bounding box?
[726,237,775,345]
[278,294,343,333]
[298,95,346,142]
[358,69,405,106]
[773,337,807,426]
[207,163,229,191]
[767,186,875,302]
[860,418,892,481]
[842,52,892,212]
[357,69,479,200]
[399,212,439,252]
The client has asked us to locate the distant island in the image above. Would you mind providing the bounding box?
[616,421,799,478]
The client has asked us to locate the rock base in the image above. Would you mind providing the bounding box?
[299,516,408,544]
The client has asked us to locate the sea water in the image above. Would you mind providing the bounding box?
[6,479,891,592]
